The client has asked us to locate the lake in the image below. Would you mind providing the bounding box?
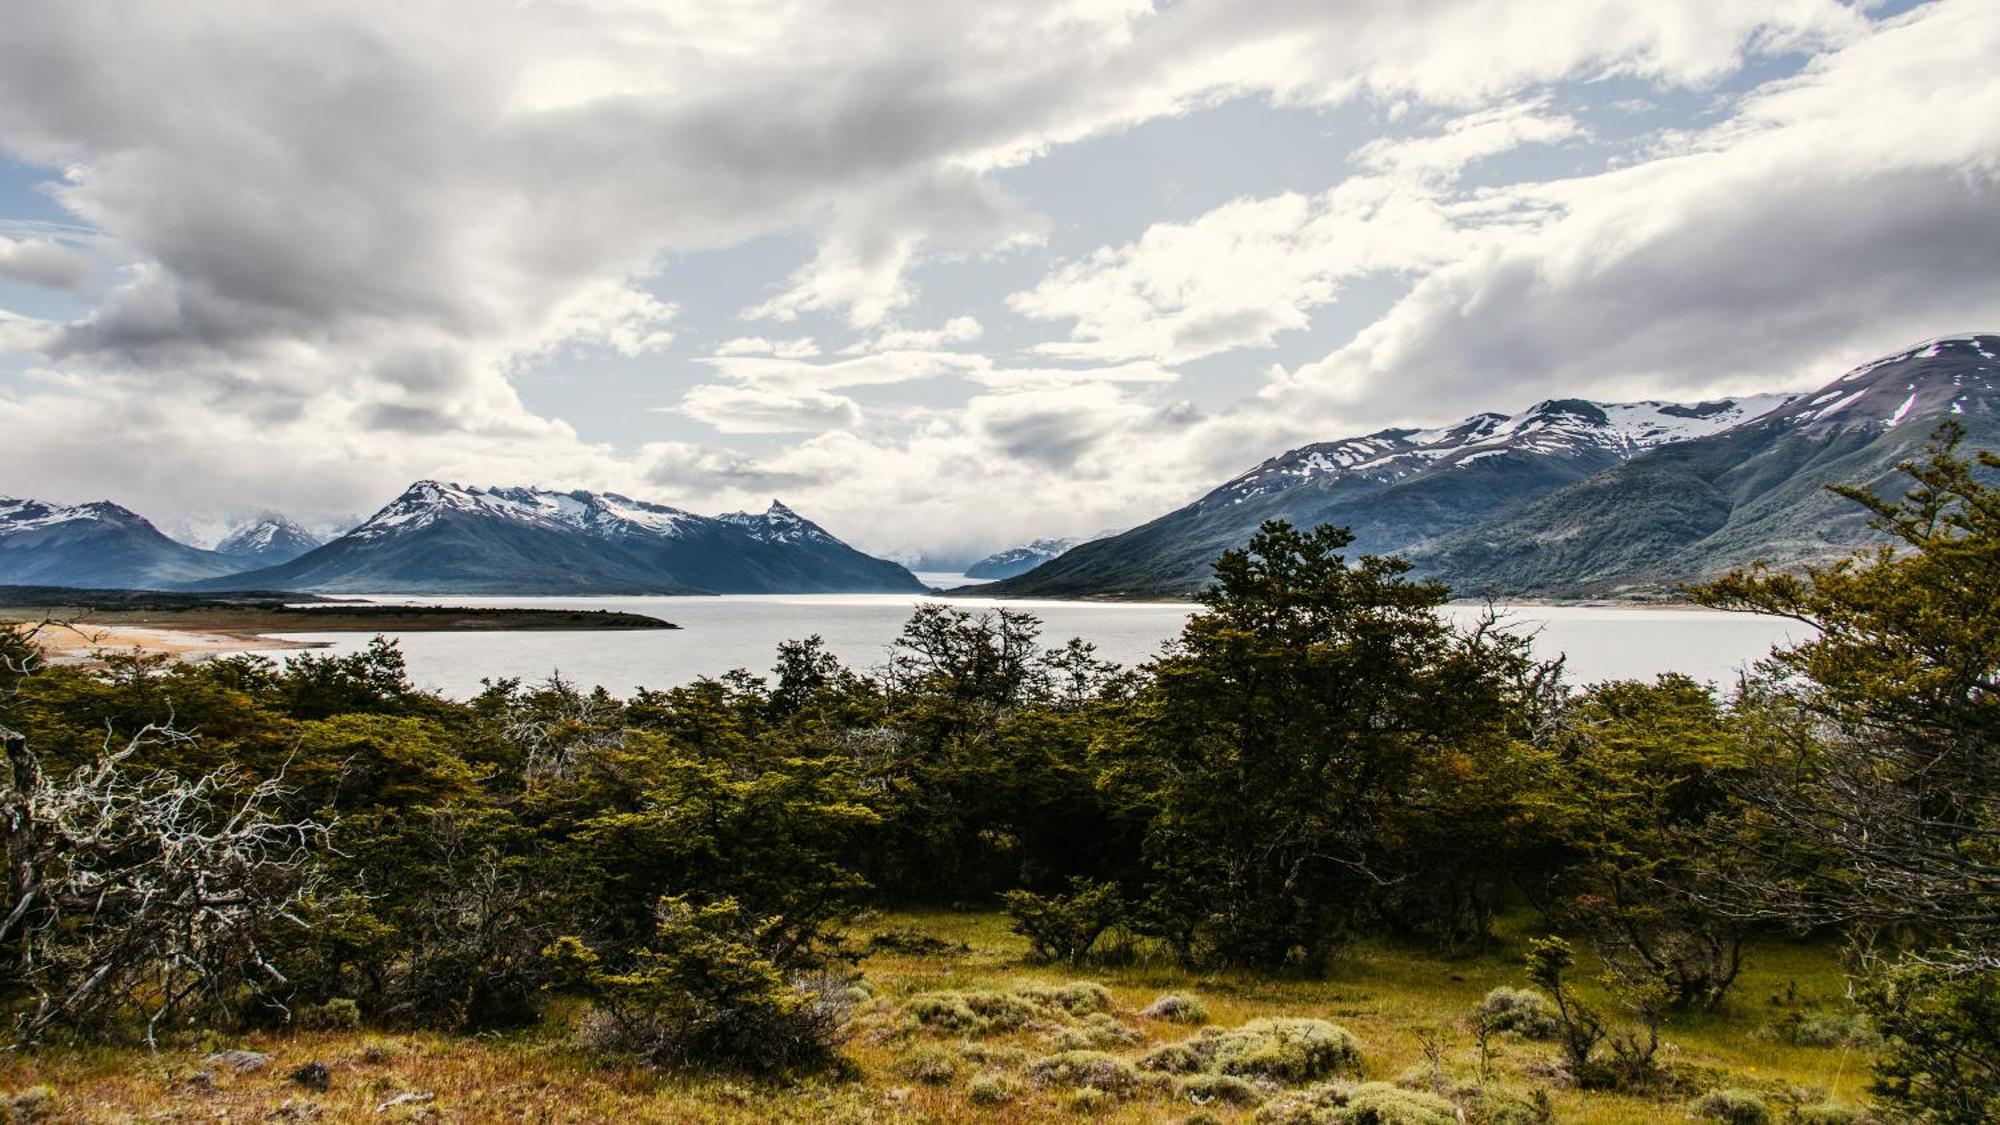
[265,591,1809,699]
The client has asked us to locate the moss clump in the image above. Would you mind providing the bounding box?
[1470,987,1559,1040]
[1018,981,1114,1016]
[1689,1087,1772,1125]
[1255,1082,1457,1125]
[893,1043,964,1085]
[1048,1012,1146,1050]
[1143,994,1211,1025]
[1143,1018,1363,1085]
[1069,1086,1115,1114]
[966,1071,1020,1105]
[1027,1050,1145,1094]
[1774,1008,1878,1049]
[906,991,982,1032]
[1182,1073,1266,1108]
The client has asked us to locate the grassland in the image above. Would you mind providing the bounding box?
[0,911,1878,1123]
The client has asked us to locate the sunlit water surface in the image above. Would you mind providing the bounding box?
[258,588,1809,699]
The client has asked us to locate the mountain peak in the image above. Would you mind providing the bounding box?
[217,513,323,563]
[1758,332,1998,434]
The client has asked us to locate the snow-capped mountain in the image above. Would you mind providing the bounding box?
[1416,333,2000,597]
[198,482,925,595]
[965,537,1087,580]
[0,497,244,589]
[216,515,323,565]
[986,393,1795,599]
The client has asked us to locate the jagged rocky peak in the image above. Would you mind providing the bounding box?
[718,499,836,544]
[352,481,695,541]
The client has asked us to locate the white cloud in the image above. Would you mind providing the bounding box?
[678,383,863,434]
[0,0,1970,559]
[0,234,91,289]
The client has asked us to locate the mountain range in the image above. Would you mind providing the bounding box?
[987,334,1998,600]
[964,537,1089,579]
[0,485,924,595]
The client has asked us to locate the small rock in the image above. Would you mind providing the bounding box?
[374,1091,435,1114]
[203,1049,272,1073]
[287,1062,331,1092]
[267,1099,325,1122]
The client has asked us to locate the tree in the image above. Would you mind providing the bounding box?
[1693,424,2000,1120]
[1120,521,1539,969]
[1691,423,2000,955]
[1,627,325,1044]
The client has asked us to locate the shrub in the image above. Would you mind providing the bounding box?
[549,898,856,1073]
[894,1044,964,1085]
[1182,1073,1266,1108]
[1470,987,1558,1040]
[1862,960,2000,1123]
[1144,994,1211,1025]
[1048,1012,1145,1050]
[1255,1083,1351,1125]
[1688,1088,1772,1125]
[1774,1008,1878,1049]
[1334,1083,1459,1125]
[1070,1086,1115,1114]
[967,1071,1019,1105]
[294,998,362,1031]
[1004,879,1125,964]
[906,991,982,1032]
[1018,981,1114,1016]
[1027,1050,1145,1094]
[1143,1018,1362,1085]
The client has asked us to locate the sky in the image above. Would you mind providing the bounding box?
[0,0,1995,564]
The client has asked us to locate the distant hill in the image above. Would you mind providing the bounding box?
[965,537,1087,580]
[983,394,1789,599]
[1412,334,2000,597]
[195,483,926,595]
[215,515,323,566]
[0,497,244,589]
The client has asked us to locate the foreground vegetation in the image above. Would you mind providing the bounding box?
[0,911,1874,1122]
[2,425,1995,1121]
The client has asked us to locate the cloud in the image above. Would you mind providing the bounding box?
[0,0,1956,559]
[677,383,863,434]
[715,336,822,358]
[1270,0,2000,418]
[0,233,91,289]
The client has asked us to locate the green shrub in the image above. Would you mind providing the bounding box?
[1027,1050,1145,1094]
[1070,1086,1115,1114]
[1143,994,1211,1025]
[1689,1087,1772,1125]
[1774,1007,1878,1049]
[1003,879,1125,964]
[1048,1012,1145,1050]
[1017,981,1114,1016]
[1862,961,2000,1123]
[295,998,362,1031]
[967,1071,1020,1105]
[551,899,856,1073]
[1471,987,1559,1040]
[1255,1083,1351,1125]
[907,991,982,1032]
[1182,1073,1266,1107]
[1334,1083,1458,1125]
[1144,1018,1362,1085]
[894,1043,964,1085]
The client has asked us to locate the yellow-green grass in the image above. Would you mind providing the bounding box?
[0,912,1878,1123]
